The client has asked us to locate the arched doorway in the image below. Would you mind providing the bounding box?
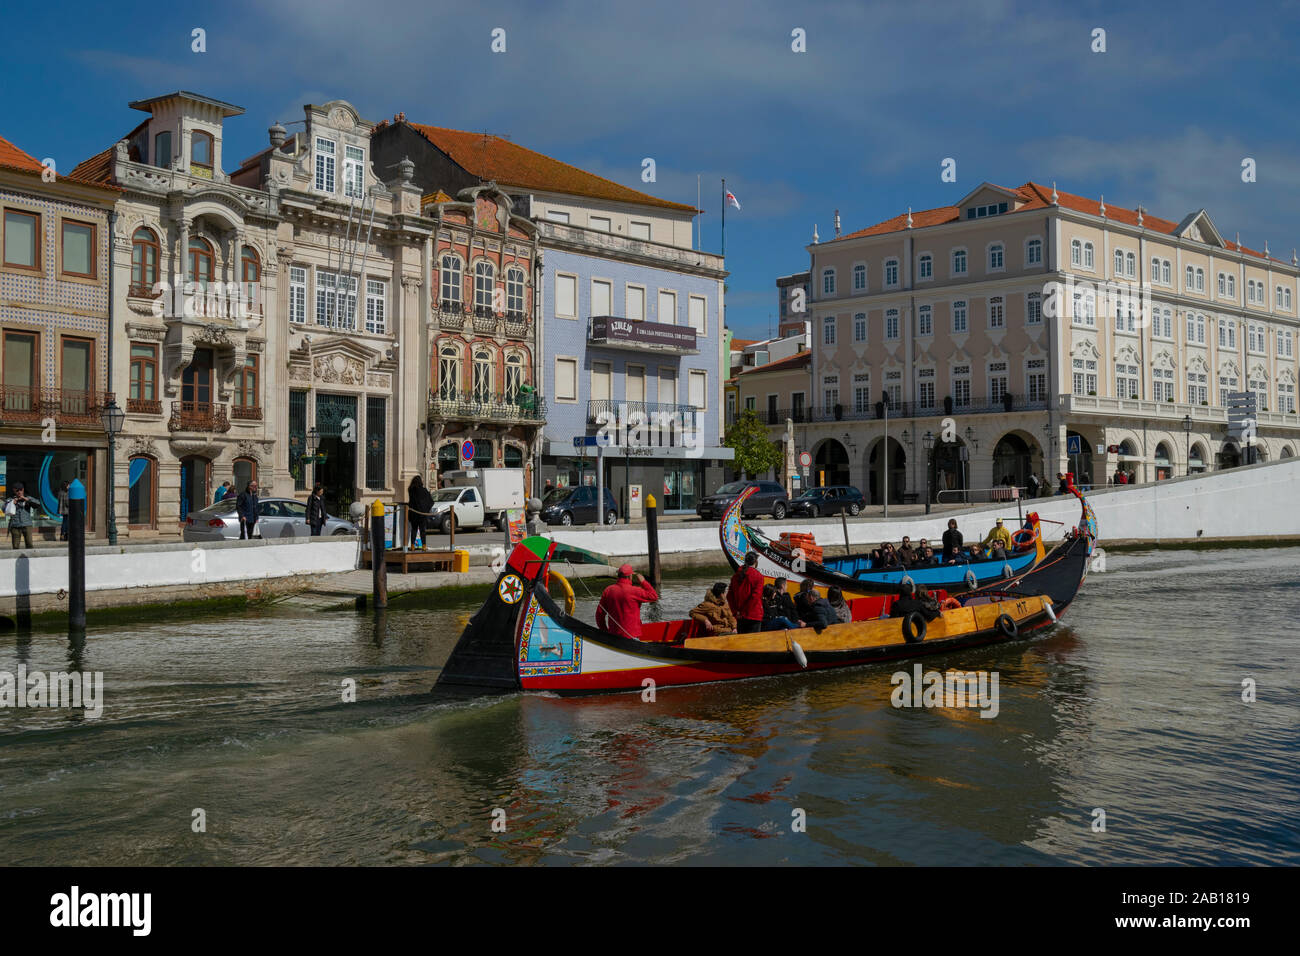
[1115,439,1138,484]
[233,457,257,494]
[436,442,459,486]
[991,433,1034,488]
[1217,442,1241,469]
[931,440,968,502]
[504,445,523,468]
[1281,446,1294,459]
[1154,443,1172,481]
[814,438,850,487]
[1065,430,1094,485]
[473,440,493,469]
[128,456,157,529]
[867,437,906,504]
[179,456,210,521]
[1189,442,1208,474]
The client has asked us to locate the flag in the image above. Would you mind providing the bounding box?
[725,190,741,211]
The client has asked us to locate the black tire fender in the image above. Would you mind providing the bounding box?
[902,611,927,644]
[995,613,1018,638]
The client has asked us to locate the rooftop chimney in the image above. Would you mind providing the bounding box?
[834,209,841,238]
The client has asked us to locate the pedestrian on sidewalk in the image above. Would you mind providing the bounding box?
[407,474,432,549]
[5,483,38,550]
[236,480,260,540]
[307,483,327,536]
[215,480,233,504]
[57,481,70,540]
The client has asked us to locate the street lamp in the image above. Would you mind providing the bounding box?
[1182,414,1192,476]
[100,399,125,545]
[922,430,934,515]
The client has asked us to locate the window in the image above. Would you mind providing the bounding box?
[988,361,1008,403]
[884,258,899,287]
[474,261,495,312]
[918,369,935,409]
[853,373,871,413]
[689,369,708,409]
[1218,273,1227,296]
[1162,260,1171,285]
[241,245,260,313]
[1126,251,1136,277]
[952,365,971,407]
[1186,266,1195,290]
[506,268,525,316]
[1074,292,1095,327]
[1114,249,1124,276]
[1249,376,1268,411]
[823,315,836,346]
[657,289,676,324]
[626,364,645,403]
[1070,239,1081,267]
[885,309,899,340]
[188,236,213,287]
[988,244,1004,271]
[1219,319,1236,349]
[744,395,756,412]
[625,284,645,321]
[1280,380,1296,414]
[1116,362,1139,399]
[234,354,259,410]
[1153,366,1174,402]
[131,227,159,293]
[438,346,461,400]
[952,248,968,275]
[952,300,967,333]
[1027,292,1042,325]
[1152,257,1162,282]
[1218,371,1239,404]
[472,350,493,403]
[659,368,677,405]
[3,209,40,270]
[589,216,611,232]
[1280,330,1294,357]
[315,271,357,329]
[60,220,95,278]
[590,360,611,403]
[365,279,386,334]
[314,137,336,192]
[154,131,172,169]
[688,295,707,334]
[822,268,836,295]
[884,371,901,408]
[1195,313,1205,344]
[918,305,932,336]
[918,254,932,279]
[129,344,158,411]
[1187,369,1208,405]
[966,202,1008,218]
[555,357,578,401]
[1026,239,1042,266]
[2,330,37,409]
[288,266,306,324]
[1083,242,1094,270]
[504,352,526,402]
[546,210,570,224]
[128,456,156,528]
[851,312,867,343]
[1071,358,1097,395]
[1158,307,1172,338]
[554,273,577,318]
[60,337,91,409]
[439,255,463,308]
[1196,268,1204,292]
[629,221,650,240]
[853,263,866,290]
[344,145,365,199]
[191,130,213,174]
[988,296,1004,329]
[1027,359,1047,402]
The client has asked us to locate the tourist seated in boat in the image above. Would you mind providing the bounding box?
[826,587,853,624]
[914,546,939,568]
[897,536,916,566]
[982,517,1014,554]
[871,542,903,569]
[942,519,964,564]
[690,582,738,636]
[889,582,942,622]
[761,584,801,631]
[988,540,1008,561]
[769,576,804,626]
[595,564,659,640]
[728,551,766,634]
[794,579,838,632]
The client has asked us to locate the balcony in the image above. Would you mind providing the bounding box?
[587,399,700,431]
[434,306,531,339]
[747,397,1050,427]
[230,405,263,422]
[127,397,163,415]
[427,390,546,425]
[0,386,115,428]
[435,307,466,332]
[588,316,698,354]
[169,401,231,433]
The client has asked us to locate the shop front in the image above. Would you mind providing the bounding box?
[542,442,732,518]
[0,445,98,539]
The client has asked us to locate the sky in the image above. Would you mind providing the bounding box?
[5,0,1300,341]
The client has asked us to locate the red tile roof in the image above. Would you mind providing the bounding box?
[739,351,810,375]
[0,134,44,174]
[396,121,697,213]
[69,119,149,185]
[836,181,1284,263]
[729,337,759,348]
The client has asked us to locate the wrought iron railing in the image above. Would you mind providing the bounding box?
[745,397,1049,427]
[169,400,231,433]
[586,399,700,428]
[230,404,263,421]
[127,397,162,415]
[427,390,546,424]
[0,386,115,427]
[435,306,532,338]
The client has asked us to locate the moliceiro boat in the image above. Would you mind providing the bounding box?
[433,503,1094,696]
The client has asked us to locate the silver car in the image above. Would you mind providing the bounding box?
[182,497,358,542]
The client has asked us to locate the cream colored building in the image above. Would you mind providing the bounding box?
[800,181,1300,504]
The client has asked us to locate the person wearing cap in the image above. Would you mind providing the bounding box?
[595,564,658,639]
[727,551,765,633]
[982,517,1013,555]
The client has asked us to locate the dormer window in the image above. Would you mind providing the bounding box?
[191,130,214,178]
[154,131,173,170]
[343,145,365,199]
[966,201,1007,219]
[315,138,336,193]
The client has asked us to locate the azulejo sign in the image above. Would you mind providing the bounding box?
[589,315,697,350]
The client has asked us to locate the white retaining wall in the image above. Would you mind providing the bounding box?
[0,538,359,600]
[550,457,1300,557]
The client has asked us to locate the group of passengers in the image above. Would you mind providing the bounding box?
[867,516,1028,570]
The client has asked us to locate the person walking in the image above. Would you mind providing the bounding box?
[5,483,38,550]
[57,481,70,541]
[727,551,765,633]
[236,480,260,540]
[595,564,658,639]
[306,483,327,536]
[407,475,433,549]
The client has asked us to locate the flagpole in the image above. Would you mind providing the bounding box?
[721,178,726,258]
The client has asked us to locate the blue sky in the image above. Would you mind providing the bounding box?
[4,0,1299,340]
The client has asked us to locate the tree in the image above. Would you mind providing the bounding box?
[724,408,783,479]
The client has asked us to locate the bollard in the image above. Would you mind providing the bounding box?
[646,492,661,592]
[841,508,852,556]
[370,499,387,610]
[67,479,86,634]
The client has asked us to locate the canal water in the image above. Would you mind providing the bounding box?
[1,548,1296,866]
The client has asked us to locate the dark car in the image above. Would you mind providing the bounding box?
[788,485,865,518]
[696,480,789,521]
[541,485,618,526]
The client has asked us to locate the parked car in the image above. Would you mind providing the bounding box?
[182,497,358,542]
[696,480,789,521]
[429,485,491,533]
[540,485,618,526]
[788,485,865,518]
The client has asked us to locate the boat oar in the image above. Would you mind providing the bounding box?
[786,631,808,668]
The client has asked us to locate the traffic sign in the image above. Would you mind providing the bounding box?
[1066,435,1083,455]
[460,438,475,462]
[798,451,812,468]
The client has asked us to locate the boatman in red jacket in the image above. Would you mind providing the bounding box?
[728,551,765,633]
[596,564,659,639]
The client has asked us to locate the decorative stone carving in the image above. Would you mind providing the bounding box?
[125,322,167,341]
[193,323,233,346]
[314,353,365,385]
[289,364,311,383]
[366,372,392,389]
[125,437,159,459]
[236,440,262,462]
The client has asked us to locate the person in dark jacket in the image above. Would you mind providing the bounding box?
[236,480,260,539]
[728,551,765,633]
[57,481,70,540]
[306,483,327,536]
[941,519,964,564]
[794,579,837,632]
[769,576,804,625]
[761,584,801,630]
[890,582,941,621]
[407,475,433,549]
[826,586,852,624]
[5,483,39,550]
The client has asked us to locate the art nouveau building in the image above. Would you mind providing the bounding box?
[800,182,1300,503]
